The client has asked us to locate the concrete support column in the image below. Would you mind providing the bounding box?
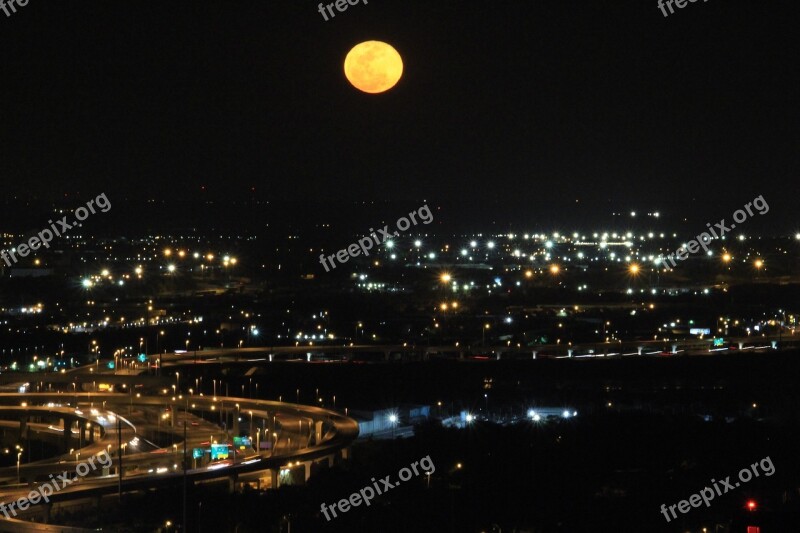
[567,349,573,358]
[341,446,350,461]
[61,417,71,453]
[532,351,537,360]
[327,455,335,468]
[302,461,311,482]
[637,346,643,355]
[19,416,29,442]
[738,342,744,350]
[671,344,678,354]
[270,468,280,490]
[315,421,323,445]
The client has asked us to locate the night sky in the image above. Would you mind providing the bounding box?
[1,0,798,219]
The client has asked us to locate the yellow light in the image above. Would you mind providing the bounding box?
[722,253,731,263]
[629,264,639,274]
[164,248,172,257]
[550,264,560,274]
[525,270,533,278]
[755,259,764,269]
[440,273,452,283]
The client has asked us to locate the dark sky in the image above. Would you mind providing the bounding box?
[1,0,798,216]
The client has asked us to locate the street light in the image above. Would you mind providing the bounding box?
[17,451,22,483]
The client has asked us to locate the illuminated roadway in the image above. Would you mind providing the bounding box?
[145,332,799,365]
[0,383,358,532]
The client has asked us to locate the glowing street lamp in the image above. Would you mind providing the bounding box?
[754,259,764,280]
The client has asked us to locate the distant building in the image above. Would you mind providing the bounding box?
[8,268,53,278]
[352,405,430,438]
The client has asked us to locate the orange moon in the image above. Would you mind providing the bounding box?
[344,41,403,94]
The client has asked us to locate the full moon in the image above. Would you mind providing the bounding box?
[344,41,403,94]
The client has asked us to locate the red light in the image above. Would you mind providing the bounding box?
[746,499,758,511]
[747,527,760,533]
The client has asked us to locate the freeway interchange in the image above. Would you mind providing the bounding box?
[0,373,358,532]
